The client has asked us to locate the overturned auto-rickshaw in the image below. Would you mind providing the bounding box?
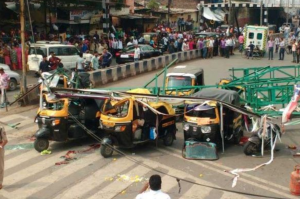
[99,91,177,158]
[183,88,244,155]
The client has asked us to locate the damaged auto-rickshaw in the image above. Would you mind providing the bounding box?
[99,94,177,158]
[183,89,244,152]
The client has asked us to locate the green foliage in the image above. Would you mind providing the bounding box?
[147,0,159,10]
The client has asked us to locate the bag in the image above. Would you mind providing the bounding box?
[149,127,157,140]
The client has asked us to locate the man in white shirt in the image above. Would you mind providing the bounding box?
[279,38,285,60]
[136,175,170,199]
[91,52,99,70]
[0,68,10,108]
[133,37,138,45]
[181,39,189,51]
[134,45,140,62]
[76,53,85,72]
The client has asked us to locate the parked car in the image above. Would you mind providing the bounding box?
[27,41,80,72]
[115,44,162,64]
[0,63,21,91]
[195,32,219,39]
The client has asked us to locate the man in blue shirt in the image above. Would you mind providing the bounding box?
[101,48,112,68]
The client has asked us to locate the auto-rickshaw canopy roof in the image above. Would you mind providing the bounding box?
[192,88,240,106]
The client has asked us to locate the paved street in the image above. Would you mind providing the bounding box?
[1,52,300,199]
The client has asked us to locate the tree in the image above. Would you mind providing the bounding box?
[147,0,159,10]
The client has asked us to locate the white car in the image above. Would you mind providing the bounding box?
[0,63,21,91]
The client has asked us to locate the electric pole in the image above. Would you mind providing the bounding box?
[167,0,171,27]
[20,0,27,104]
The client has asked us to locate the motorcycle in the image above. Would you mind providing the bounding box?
[243,123,282,156]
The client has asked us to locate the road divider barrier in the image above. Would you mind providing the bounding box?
[90,49,201,87]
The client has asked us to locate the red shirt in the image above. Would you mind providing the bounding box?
[49,57,61,70]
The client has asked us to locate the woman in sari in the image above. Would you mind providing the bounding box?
[3,44,11,68]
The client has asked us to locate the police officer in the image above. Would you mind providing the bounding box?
[0,126,8,190]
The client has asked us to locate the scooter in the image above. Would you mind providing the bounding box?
[243,123,281,156]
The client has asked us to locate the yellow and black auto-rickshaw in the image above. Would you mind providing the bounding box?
[183,88,243,148]
[33,93,103,152]
[165,66,204,120]
[99,90,176,158]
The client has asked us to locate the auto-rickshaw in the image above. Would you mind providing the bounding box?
[183,88,243,148]
[33,93,103,152]
[99,90,176,158]
[165,66,204,119]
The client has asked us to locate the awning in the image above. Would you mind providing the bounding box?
[203,7,226,21]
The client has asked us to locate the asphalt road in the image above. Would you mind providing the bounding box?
[1,51,300,199]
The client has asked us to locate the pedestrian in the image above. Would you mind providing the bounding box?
[296,41,300,63]
[15,44,22,70]
[134,45,140,62]
[275,37,280,53]
[181,39,189,51]
[202,37,208,59]
[136,174,170,199]
[3,44,11,68]
[197,38,203,58]
[188,38,194,50]
[213,37,219,56]
[101,48,112,67]
[0,68,10,108]
[49,52,61,70]
[39,55,50,73]
[177,39,183,52]
[225,37,230,58]
[247,42,254,59]
[91,52,99,70]
[238,34,244,52]
[167,41,175,54]
[279,38,285,60]
[292,40,297,63]
[207,37,214,58]
[76,52,85,72]
[268,37,274,60]
[220,37,225,57]
[0,47,3,64]
[0,126,8,190]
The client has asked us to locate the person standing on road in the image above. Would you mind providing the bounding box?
[101,48,112,67]
[279,38,285,60]
[39,55,50,73]
[268,37,274,60]
[0,126,8,190]
[296,42,300,63]
[275,37,280,53]
[225,37,231,58]
[134,45,141,62]
[75,52,85,72]
[0,68,9,108]
[91,52,99,70]
[238,34,244,53]
[136,174,170,199]
[49,53,61,70]
[182,39,189,51]
[292,40,297,63]
[207,37,214,58]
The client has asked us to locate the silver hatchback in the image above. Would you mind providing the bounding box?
[0,63,21,91]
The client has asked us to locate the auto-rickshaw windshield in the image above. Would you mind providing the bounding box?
[103,99,129,118]
[167,76,192,88]
[42,99,65,110]
[185,104,216,118]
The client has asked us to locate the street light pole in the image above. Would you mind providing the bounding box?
[260,0,263,26]
[20,0,27,104]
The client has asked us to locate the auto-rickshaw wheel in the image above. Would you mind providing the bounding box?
[100,144,114,158]
[163,130,174,146]
[34,138,49,152]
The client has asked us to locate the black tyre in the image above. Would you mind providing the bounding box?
[34,138,49,152]
[163,130,174,146]
[243,142,258,156]
[100,144,114,158]
[9,79,17,91]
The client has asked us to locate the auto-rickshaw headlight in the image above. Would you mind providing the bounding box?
[115,125,126,132]
[52,119,60,126]
[183,123,190,131]
[201,126,211,134]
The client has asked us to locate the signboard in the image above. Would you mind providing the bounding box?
[70,10,99,20]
